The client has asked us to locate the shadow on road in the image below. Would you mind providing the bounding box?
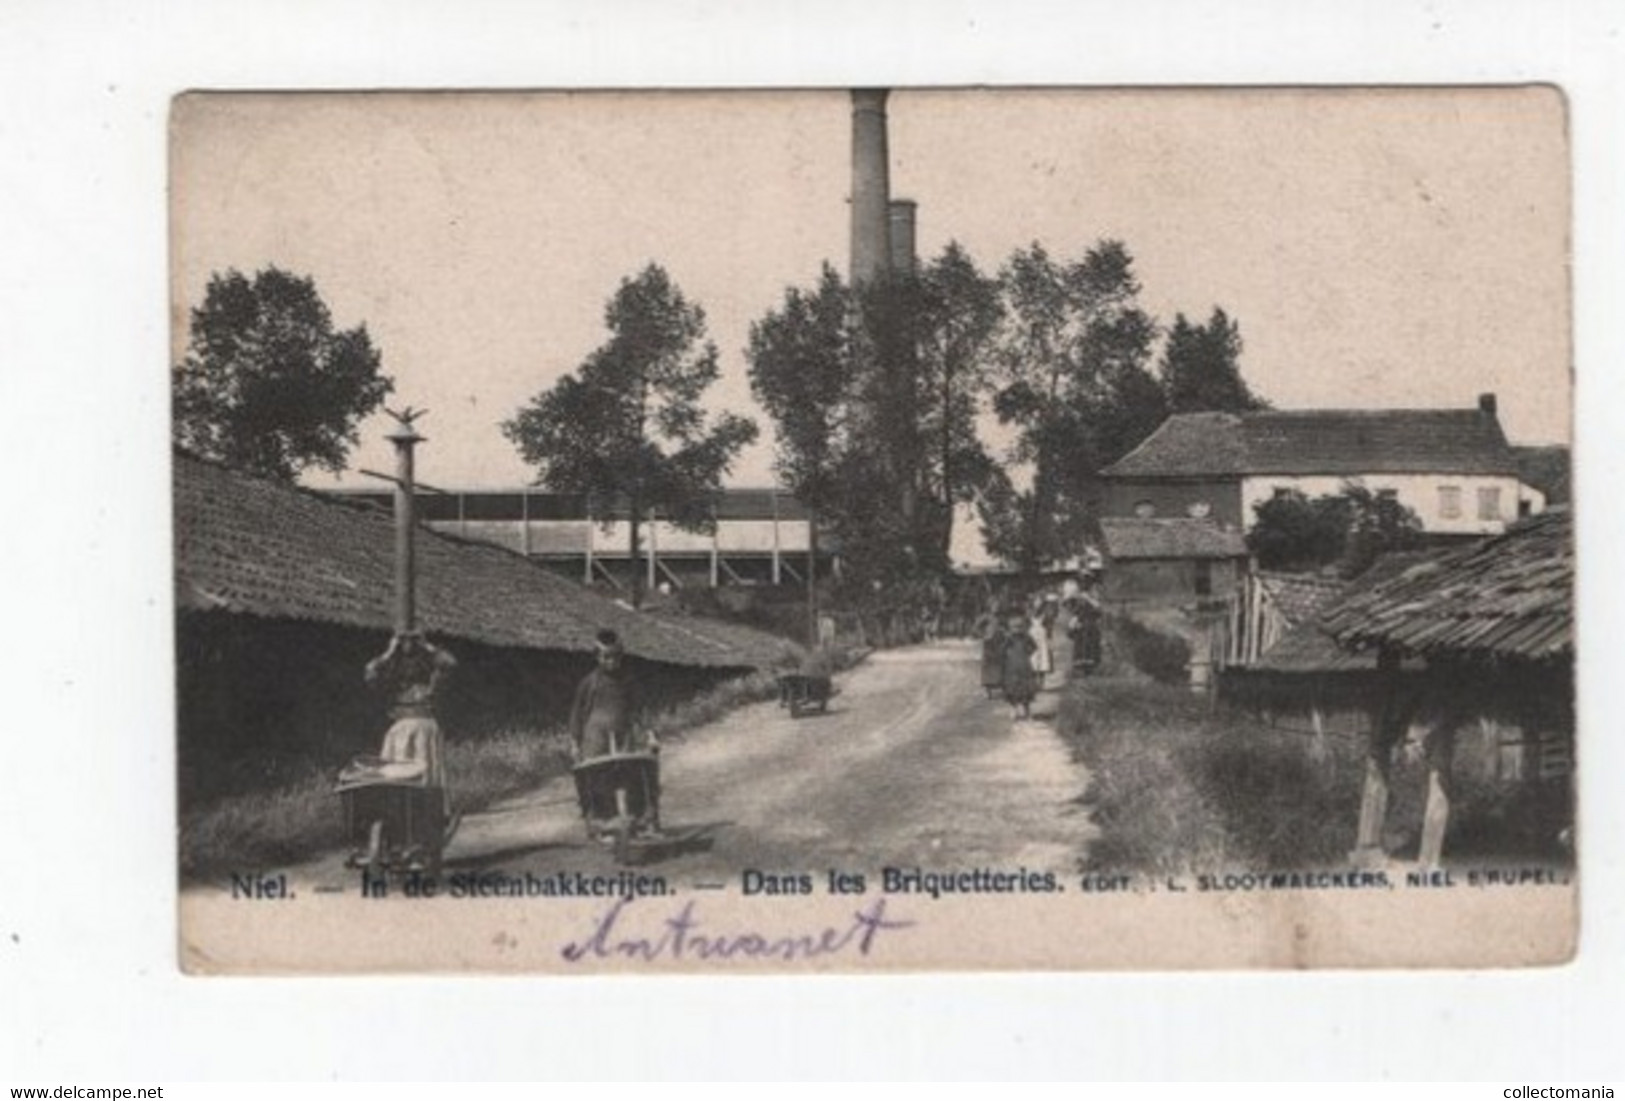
[445,840,578,871]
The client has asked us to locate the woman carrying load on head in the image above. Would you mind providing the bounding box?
[364,631,457,816]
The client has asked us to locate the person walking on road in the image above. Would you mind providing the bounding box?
[977,605,1007,699]
[569,629,662,830]
[1029,604,1054,681]
[1001,613,1039,720]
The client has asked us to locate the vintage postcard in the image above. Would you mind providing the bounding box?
[172,87,1574,973]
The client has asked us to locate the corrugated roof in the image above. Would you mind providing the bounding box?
[1103,408,1516,478]
[1320,508,1572,662]
[1099,517,1248,560]
[174,452,797,670]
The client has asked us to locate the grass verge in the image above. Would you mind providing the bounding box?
[1058,677,1365,875]
[180,664,803,881]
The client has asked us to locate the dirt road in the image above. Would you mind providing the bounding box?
[294,639,1096,888]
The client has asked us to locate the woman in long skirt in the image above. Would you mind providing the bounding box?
[1001,619,1039,719]
[1030,610,1054,681]
[979,614,1007,699]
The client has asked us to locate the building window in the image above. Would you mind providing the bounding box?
[1376,488,1399,502]
[1438,485,1462,519]
[1186,500,1212,518]
[1478,486,1502,521]
[1194,560,1213,597]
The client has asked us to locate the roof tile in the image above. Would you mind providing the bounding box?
[1320,507,1572,661]
[1104,408,1515,478]
[1099,517,1249,560]
[174,452,797,670]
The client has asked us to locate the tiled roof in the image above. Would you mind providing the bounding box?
[174,452,798,670]
[1250,553,1443,673]
[1102,408,1516,478]
[1513,445,1571,506]
[1249,620,1379,674]
[1320,508,1572,662]
[1256,571,1346,627]
[1099,517,1248,560]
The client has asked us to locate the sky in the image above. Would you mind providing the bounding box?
[170,87,1571,492]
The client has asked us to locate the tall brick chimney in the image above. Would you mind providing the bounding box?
[887,198,917,274]
[850,89,892,286]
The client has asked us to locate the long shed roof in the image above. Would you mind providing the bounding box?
[174,452,795,670]
[1102,408,1515,479]
[1320,507,1572,662]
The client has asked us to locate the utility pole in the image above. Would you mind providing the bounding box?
[384,406,427,634]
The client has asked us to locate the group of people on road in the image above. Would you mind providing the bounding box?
[976,575,1104,720]
[358,625,661,850]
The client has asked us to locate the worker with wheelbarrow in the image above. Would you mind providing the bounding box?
[569,630,664,856]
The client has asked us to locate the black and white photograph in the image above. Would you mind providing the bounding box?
[11,0,1625,1084]
[169,86,1575,972]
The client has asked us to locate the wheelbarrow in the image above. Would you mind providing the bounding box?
[777,672,833,718]
[572,751,661,865]
[337,756,456,879]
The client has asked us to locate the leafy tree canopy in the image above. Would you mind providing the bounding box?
[1160,307,1267,414]
[503,264,757,606]
[745,263,858,514]
[988,239,1162,570]
[172,267,393,481]
[1247,484,1424,577]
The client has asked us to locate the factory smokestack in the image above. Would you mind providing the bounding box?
[850,89,891,286]
[887,199,917,274]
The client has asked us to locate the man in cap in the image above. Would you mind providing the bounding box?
[568,629,661,829]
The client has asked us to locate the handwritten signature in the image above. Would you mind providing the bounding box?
[561,896,915,964]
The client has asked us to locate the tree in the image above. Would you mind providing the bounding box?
[746,264,860,637]
[991,240,1161,572]
[848,268,933,575]
[746,264,859,526]
[915,242,1005,564]
[750,245,1005,592]
[172,267,393,481]
[1160,307,1267,413]
[503,264,757,609]
[1247,484,1424,576]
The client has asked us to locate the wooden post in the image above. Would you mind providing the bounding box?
[806,506,819,649]
[520,489,531,557]
[583,499,594,585]
[1352,646,1408,863]
[1418,715,1461,868]
[1309,702,1329,764]
[647,509,658,593]
[384,411,425,636]
[1354,755,1391,857]
[770,490,782,586]
[710,521,720,588]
